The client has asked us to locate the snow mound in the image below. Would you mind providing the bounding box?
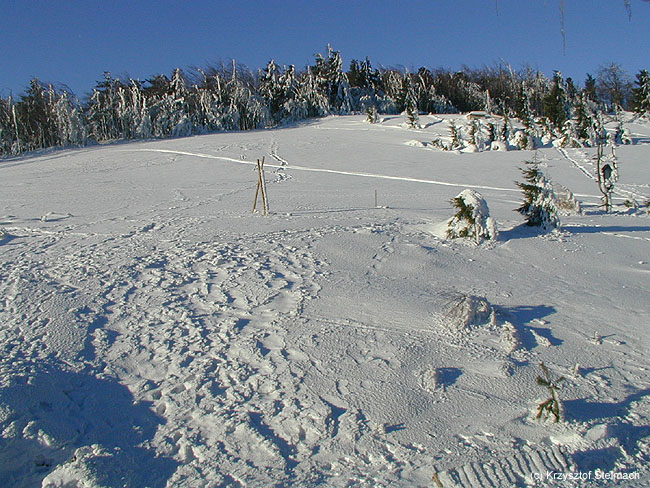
[490,140,508,151]
[442,292,494,331]
[404,139,426,148]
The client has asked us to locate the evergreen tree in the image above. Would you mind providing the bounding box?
[15,78,58,150]
[517,82,535,131]
[0,97,13,155]
[260,60,284,122]
[543,71,569,130]
[499,102,510,143]
[565,77,578,102]
[516,155,560,230]
[584,73,598,103]
[277,65,306,122]
[86,72,127,141]
[311,45,352,114]
[347,60,364,88]
[360,57,380,92]
[631,69,650,116]
[574,92,595,143]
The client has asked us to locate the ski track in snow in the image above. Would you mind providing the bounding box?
[557,147,649,201]
[122,148,522,193]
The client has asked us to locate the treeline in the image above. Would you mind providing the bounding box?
[1,45,649,157]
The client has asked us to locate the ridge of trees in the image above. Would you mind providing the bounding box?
[1,46,648,157]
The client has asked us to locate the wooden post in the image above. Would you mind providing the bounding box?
[260,156,269,215]
[252,157,269,215]
[253,162,261,213]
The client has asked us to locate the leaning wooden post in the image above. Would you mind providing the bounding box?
[253,163,261,213]
[260,156,269,215]
[252,157,269,215]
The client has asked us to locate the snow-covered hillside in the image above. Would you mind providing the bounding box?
[1,114,649,487]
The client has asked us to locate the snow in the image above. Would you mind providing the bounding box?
[1,114,650,487]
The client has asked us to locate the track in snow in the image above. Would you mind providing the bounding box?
[121,148,521,193]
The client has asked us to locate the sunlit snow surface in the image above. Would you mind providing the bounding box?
[1,114,649,487]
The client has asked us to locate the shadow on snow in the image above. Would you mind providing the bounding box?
[0,359,178,487]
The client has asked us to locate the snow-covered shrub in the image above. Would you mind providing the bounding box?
[557,120,583,148]
[500,321,521,354]
[516,158,560,230]
[552,182,581,216]
[511,130,534,150]
[447,189,498,243]
[366,104,379,124]
[490,140,508,151]
[613,122,632,145]
[443,292,494,331]
[430,138,450,151]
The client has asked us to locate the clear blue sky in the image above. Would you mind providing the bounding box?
[1,0,648,99]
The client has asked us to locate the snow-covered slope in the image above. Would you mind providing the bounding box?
[1,114,649,487]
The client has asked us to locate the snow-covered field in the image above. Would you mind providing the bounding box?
[1,114,649,487]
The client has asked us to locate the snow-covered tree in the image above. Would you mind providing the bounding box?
[402,76,419,128]
[516,156,560,230]
[447,189,498,243]
[295,67,329,119]
[366,104,379,124]
[52,89,86,147]
[260,60,285,122]
[517,82,536,133]
[311,45,352,114]
[557,119,583,148]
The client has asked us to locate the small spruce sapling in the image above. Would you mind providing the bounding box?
[447,189,498,244]
[448,120,463,150]
[487,122,496,144]
[516,154,560,230]
[406,102,419,129]
[536,362,565,423]
[468,118,482,151]
[366,104,379,124]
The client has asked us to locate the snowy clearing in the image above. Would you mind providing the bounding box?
[1,114,650,487]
